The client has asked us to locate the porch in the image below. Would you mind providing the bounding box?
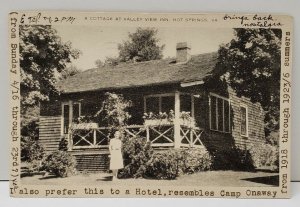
[67,119,205,172]
[64,89,206,151]
[68,123,205,151]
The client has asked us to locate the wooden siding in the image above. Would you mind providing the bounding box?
[191,87,265,152]
[39,116,62,152]
[228,88,265,149]
[73,154,109,172]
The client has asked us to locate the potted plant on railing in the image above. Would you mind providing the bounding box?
[143,111,174,126]
[143,112,170,126]
[179,111,195,128]
[69,116,99,131]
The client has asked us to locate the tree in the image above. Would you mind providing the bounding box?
[94,28,164,67]
[95,59,104,68]
[215,28,281,136]
[20,25,81,112]
[94,92,132,131]
[59,65,81,80]
[20,25,81,159]
[95,57,120,67]
[118,27,164,63]
[104,56,120,66]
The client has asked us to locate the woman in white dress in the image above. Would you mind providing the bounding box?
[109,131,124,180]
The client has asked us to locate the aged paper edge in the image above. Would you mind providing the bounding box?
[8,11,292,198]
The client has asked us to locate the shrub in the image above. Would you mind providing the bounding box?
[58,136,68,151]
[211,147,255,171]
[21,107,39,140]
[145,149,212,180]
[21,136,45,162]
[210,144,279,172]
[249,143,279,171]
[180,149,212,174]
[145,150,181,179]
[42,150,77,177]
[21,115,45,174]
[118,135,153,178]
[118,135,212,180]
[26,159,43,174]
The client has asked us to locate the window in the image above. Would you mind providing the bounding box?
[62,102,81,134]
[209,93,230,133]
[224,100,230,132]
[240,105,248,137]
[144,93,194,115]
[217,98,224,131]
[161,96,175,113]
[180,94,191,112]
[145,94,175,114]
[73,103,80,122]
[210,96,217,130]
[145,96,160,114]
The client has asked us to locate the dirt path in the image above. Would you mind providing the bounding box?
[21,170,279,187]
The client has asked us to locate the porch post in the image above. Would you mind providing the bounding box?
[68,100,73,150]
[174,91,181,148]
[60,104,64,137]
[69,100,73,126]
[191,94,195,118]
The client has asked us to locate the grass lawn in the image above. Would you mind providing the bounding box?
[21,170,279,187]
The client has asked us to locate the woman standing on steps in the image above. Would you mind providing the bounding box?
[109,130,124,180]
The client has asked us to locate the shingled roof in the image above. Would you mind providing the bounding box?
[58,52,218,94]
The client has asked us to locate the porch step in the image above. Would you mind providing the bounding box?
[74,154,109,172]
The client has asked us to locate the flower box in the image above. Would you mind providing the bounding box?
[179,119,195,128]
[144,119,173,126]
[144,118,195,127]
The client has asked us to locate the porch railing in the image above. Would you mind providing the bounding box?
[68,124,204,150]
[180,126,204,148]
[69,126,110,149]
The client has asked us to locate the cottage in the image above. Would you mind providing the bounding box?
[39,42,265,171]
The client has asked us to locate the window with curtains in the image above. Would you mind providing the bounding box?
[209,93,230,133]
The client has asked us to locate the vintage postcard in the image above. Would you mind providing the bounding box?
[9,11,292,198]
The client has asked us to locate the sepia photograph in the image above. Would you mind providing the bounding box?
[9,12,292,198]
